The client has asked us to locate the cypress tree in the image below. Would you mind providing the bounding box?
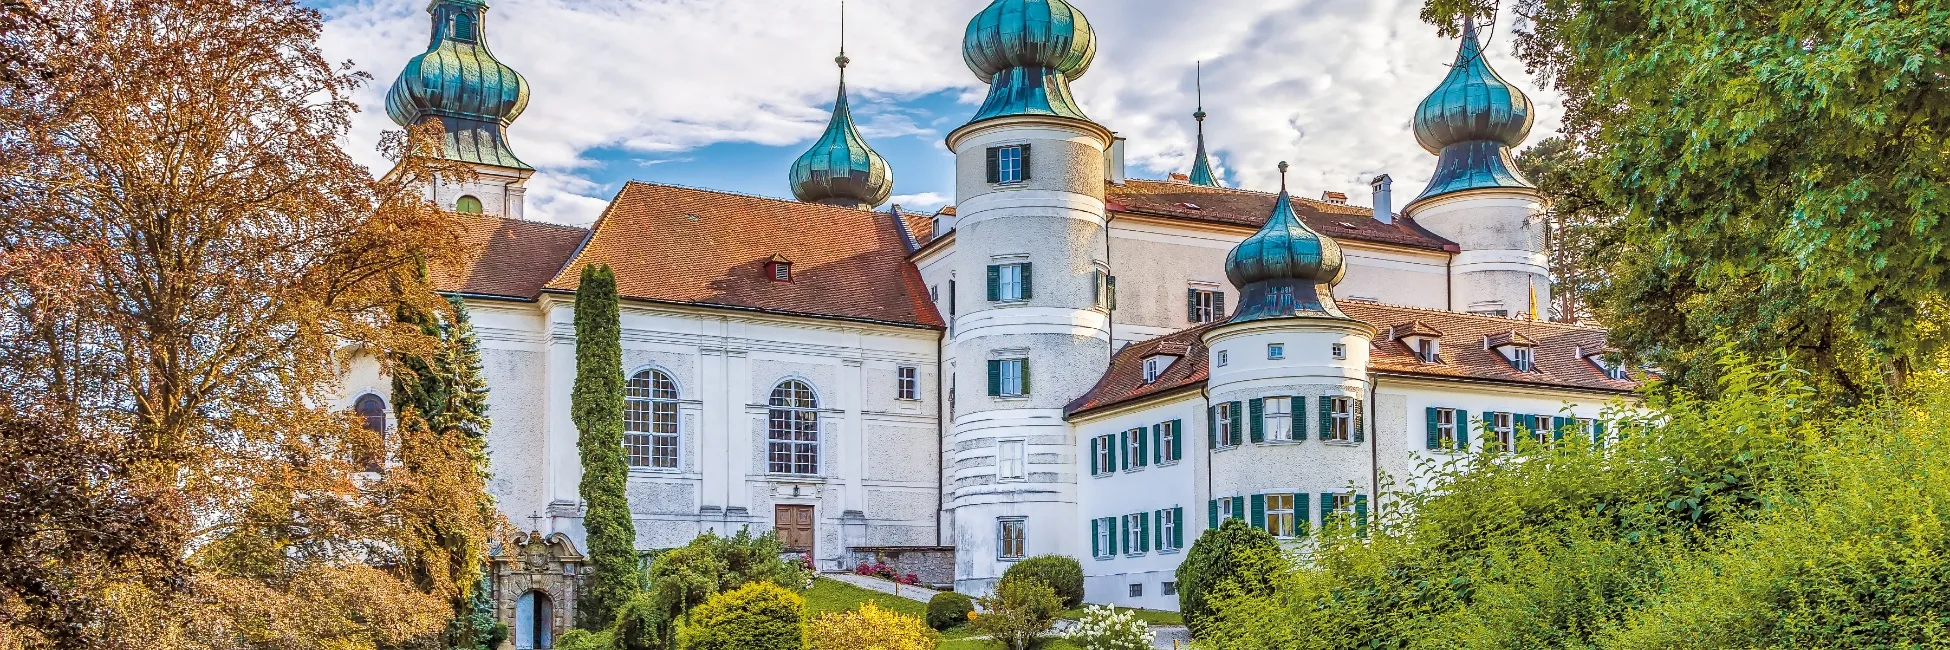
[573,264,640,627]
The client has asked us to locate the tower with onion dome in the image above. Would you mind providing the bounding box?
[944,0,1113,593]
[1402,20,1550,318]
[1202,162,1377,529]
[386,0,533,219]
[1187,63,1219,187]
[789,22,892,209]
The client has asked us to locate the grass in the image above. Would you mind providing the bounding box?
[803,577,929,619]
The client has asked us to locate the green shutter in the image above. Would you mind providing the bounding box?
[1140,512,1151,552]
[1294,493,1310,537]
[1171,419,1183,460]
[1208,499,1218,529]
[1151,424,1162,465]
[1229,402,1243,445]
[1426,407,1441,450]
[1020,144,1032,180]
[1118,429,1127,471]
[1213,292,1226,319]
[1595,420,1607,445]
[1291,396,1305,441]
[1320,492,1334,529]
[1188,289,1200,323]
[1091,518,1100,557]
[1173,506,1185,547]
[1249,398,1265,443]
[986,265,1000,301]
[1118,516,1127,555]
[1553,416,1568,442]
[1318,396,1333,440]
[1456,410,1470,448]
[1136,427,1148,466]
[1250,494,1266,531]
[1354,398,1366,443]
[1231,496,1246,521]
[1020,263,1033,299]
[986,147,1001,183]
[987,360,1001,396]
[1020,358,1031,395]
[1356,495,1370,537]
[1088,436,1098,475]
[1207,406,1218,448]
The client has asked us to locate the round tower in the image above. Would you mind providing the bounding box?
[386,0,534,219]
[1401,20,1550,318]
[1201,163,1376,541]
[789,49,893,209]
[945,0,1113,593]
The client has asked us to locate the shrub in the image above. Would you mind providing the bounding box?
[554,628,613,650]
[969,576,1063,650]
[674,581,805,650]
[1000,555,1084,608]
[807,601,938,650]
[1066,605,1151,650]
[612,593,669,650]
[925,591,974,630]
[1175,518,1281,638]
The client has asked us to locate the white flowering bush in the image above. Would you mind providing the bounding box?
[1066,604,1151,650]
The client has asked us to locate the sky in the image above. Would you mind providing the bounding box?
[311,0,1563,227]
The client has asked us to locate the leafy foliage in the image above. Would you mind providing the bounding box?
[1514,137,1616,323]
[623,529,809,649]
[999,555,1084,609]
[573,263,640,627]
[1423,0,1950,399]
[612,593,668,650]
[673,582,806,650]
[807,601,937,650]
[553,628,614,650]
[1065,605,1150,650]
[1173,518,1281,638]
[924,591,973,631]
[968,576,1063,650]
[1200,358,1950,649]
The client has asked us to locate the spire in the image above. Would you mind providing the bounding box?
[1408,18,1535,204]
[1187,61,1219,187]
[960,0,1098,125]
[1222,162,1350,323]
[789,0,893,209]
[385,0,530,170]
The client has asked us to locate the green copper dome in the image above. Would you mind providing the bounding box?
[1188,69,1218,187]
[790,56,892,209]
[961,0,1097,124]
[1410,20,1533,202]
[386,0,530,170]
[1225,163,1349,322]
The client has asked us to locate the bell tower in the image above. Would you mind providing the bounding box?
[386,0,534,219]
[945,0,1113,592]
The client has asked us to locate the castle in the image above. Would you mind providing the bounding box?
[343,1,1639,646]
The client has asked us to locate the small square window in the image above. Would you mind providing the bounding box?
[1142,356,1170,383]
[994,358,1027,397]
[993,263,1028,302]
[1216,350,1229,367]
[930,285,939,303]
[1418,338,1441,363]
[1332,343,1347,359]
[998,518,1027,560]
[997,146,1025,183]
[1267,343,1285,360]
[1511,347,1536,372]
[998,439,1026,480]
[1129,583,1143,597]
[1188,288,1223,323]
[897,366,919,401]
[1161,581,1177,596]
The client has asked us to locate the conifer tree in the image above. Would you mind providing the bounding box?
[573,263,640,627]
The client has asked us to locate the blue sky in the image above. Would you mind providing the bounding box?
[311,0,1563,226]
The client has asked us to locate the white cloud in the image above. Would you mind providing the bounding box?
[319,0,1561,224]
[889,192,951,212]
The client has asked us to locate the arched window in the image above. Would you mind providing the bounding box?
[353,394,387,471]
[451,11,477,43]
[455,195,484,214]
[625,370,680,469]
[767,380,819,475]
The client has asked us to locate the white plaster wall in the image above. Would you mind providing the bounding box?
[1073,398,1206,612]
[1405,189,1550,315]
[429,164,531,220]
[1373,377,1632,505]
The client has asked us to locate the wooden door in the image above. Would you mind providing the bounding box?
[775,505,815,554]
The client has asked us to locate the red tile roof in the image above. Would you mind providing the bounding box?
[1068,302,1639,418]
[431,213,589,301]
[543,182,944,329]
[1105,179,1454,252]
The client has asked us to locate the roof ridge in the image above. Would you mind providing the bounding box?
[622,180,887,216]
[1120,178,1376,214]
[1344,300,1609,333]
[458,211,590,233]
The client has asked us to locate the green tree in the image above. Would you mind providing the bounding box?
[969,576,1063,650]
[1420,0,1950,399]
[573,263,639,627]
[1174,518,1282,639]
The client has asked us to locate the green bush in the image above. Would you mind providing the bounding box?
[969,576,1063,650]
[674,581,805,650]
[925,591,973,630]
[1000,554,1084,608]
[554,628,613,650]
[613,593,668,650]
[1174,518,1281,638]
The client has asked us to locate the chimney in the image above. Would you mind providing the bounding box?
[1370,174,1394,223]
[1107,136,1127,186]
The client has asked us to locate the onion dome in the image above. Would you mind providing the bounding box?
[1187,64,1219,187]
[385,0,530,170]
[961,0,1098,124]
[790,55,893,209]
[1409,20,1534,203]
[1224,163,1350,322]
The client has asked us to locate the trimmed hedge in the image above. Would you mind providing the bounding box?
[1001,555,1085,609]
[674,582,804,650]
[926,591,974,630]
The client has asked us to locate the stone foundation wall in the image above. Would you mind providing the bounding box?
[842,546,957,588]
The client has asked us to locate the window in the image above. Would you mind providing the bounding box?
[1123,513,1148,555]
[1332,343,1347,359]
[948,279,957,316]
[1129,584,1143,597]
[626,370,681,469]
[998,439,1026,480]
[1157,508,1179,551]
[1091,434,1115,476]
[454,195,483,214]
[1187,288,1225,323]
[989,358,1028,397]
[1125,428,1145,470]
[1533,415,1558,445]
[1092,517,1115,558]
[1216,350,1229,367]
[1605,364,1629,380]
[1215,403,1239,447]
[1093,270,1116,310]
[1511,346,1536,372]
[1161,581,1177,596]
[897,366,919,400]
[930,285,939,303]
[1582,418,1602,444]
[1155,420,1180,463]
[1492,412,1515,452]
[1332,492,1356,517]
[989,145,1028,183]
[1434,408,1458,449]
[1331,396,1353,442]
[1265,493,1295,538]
[353,394,387,471]
[1267,286,1295,312]
[771,262,792,281]
[988,262,1030,302]
[1418,338,1441,363]
[1142,356,1170,383]
[767,380,819,475]
[1267,343,1285,360]
[1220,496,1238,520]
[998,518,1027,560]
[1265,396,1293,441]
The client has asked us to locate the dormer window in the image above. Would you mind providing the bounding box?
[1485,329,1539,372]
[1510,346,1535,372]
[1417,338,1440,363]
[1391,321,1445,364]
[766,255,793,282]
[1142,355,1177,384]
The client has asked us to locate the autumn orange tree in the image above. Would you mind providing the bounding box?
[0,0,498,648]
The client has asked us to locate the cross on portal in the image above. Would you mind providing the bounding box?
[529,511,545,533]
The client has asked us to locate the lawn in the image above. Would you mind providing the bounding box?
[803,577,929,619]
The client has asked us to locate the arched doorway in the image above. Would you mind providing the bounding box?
[514,590,553,649]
